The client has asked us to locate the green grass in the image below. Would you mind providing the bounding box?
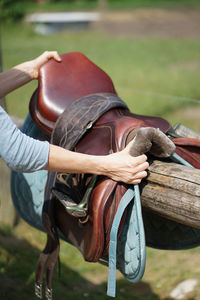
[23,0,200,13]
[2,23,200,125]
[1,220,200,300]
[108,0,200,10]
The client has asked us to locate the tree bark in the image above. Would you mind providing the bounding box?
[141,160,200,229]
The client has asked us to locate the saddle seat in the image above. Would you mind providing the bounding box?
[30,52,117,134]
[29,52,171,135]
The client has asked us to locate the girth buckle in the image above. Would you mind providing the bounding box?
[35,282,43,299]
[45,286,53,300]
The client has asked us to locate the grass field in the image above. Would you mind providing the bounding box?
[1,4,200,300]
[23,0,200,12]
[1,219,200,300]
[2,23,200,129]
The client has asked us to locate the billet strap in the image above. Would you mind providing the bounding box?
[35,172,60,300]
[107,184,146,297]
[45,238,60,300]
[35,235,60,300]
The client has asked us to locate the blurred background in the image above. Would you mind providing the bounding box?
[0,0,200,299]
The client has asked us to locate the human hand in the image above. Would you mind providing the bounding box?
[103,148,149,184]
[1,51,61,99]
[29,51,62,79]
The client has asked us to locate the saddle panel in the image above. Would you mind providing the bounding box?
[30,52,117,133]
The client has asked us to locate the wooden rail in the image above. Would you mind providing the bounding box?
[141,160,200,229]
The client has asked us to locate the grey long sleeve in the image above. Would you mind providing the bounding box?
[0,106,50,172]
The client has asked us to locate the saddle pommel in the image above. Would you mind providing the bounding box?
[128,127,176,157]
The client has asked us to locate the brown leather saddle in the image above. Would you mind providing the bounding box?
[30,52,200,300]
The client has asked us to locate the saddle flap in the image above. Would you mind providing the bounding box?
[29,52,117,133]
[53,177,118,259]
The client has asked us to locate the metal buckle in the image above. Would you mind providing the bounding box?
[35,282,43,299]
[45,287,53,300]
[86,121,93,129]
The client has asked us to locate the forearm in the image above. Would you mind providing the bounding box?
[46,144,149,184]
[0,107,148,183]
[0,51,61,99]
[0,62,34,99]
[0,107,49,172]
[46,144,106,175]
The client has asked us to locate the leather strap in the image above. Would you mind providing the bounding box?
[51,93,128,149]
[35,172,59,300]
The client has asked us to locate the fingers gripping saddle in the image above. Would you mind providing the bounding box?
[31,52,200,300]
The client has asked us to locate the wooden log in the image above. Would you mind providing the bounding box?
[141,160,200,229]
[173,123,200,140]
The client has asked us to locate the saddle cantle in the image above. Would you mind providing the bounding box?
[29,52,117,134]
[27,52,200,299]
